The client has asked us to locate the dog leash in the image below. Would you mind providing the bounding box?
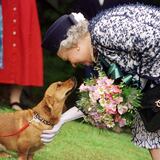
[0,122,30,137]
[0,111,53,137]
[0,114,36,137]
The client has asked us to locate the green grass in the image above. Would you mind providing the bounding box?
[0,107,151,160]
[35,122,151,160]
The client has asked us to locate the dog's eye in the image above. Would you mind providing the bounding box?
[57,82,62,87]
[57,84,61,87]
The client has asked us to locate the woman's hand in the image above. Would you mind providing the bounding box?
[41,106,84,144]
[41,120,64,143]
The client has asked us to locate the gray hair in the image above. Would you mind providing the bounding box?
[59,20,89,51]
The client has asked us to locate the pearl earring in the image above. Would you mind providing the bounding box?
[77,47,80,51]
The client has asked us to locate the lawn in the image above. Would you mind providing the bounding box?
[35,122,151,160]
[0,106,151,160]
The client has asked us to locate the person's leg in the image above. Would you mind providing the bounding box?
[149,148,160,160]
[10,85,23,110]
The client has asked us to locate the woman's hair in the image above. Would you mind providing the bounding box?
[59,20,89,51]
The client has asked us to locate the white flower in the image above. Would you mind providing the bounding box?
[71,12,85,22]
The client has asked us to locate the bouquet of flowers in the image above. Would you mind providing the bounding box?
[76,68,142,129]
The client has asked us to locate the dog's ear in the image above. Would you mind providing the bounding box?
[44,83,57,115]
[44,83,56,112]
[45,95,55,112]
[45,83,56,97]
[45,95,60,124]
[45,95,61,116]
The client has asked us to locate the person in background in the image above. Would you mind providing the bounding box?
[0,0,43,110]
[41,4,160,160]
[0,0,3,71]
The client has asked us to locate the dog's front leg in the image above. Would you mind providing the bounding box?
[17,137,32,160]
[17,144,30,160]
[18,152,28,160]
[27,153,34,160]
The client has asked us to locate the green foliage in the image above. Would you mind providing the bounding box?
[120,84,142,127]
[77,92,90,107]
[121,84,142,108]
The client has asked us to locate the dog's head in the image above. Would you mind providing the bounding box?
[44,77,77,123]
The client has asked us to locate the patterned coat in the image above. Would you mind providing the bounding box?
[89,4,160,84]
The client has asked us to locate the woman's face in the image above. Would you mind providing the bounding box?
[57,33,94,68]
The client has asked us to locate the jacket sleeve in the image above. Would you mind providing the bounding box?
[89,4,160,82]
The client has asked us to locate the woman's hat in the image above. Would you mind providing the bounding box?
[42,13,85,53]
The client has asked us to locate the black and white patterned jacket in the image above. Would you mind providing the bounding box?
[89,4,160,84]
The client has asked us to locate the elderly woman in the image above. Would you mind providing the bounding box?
[42,4,160,160]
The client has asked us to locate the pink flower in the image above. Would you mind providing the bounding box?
[90,112,100,121]
[97,77,114,86]
[118,118,126,127]
[89,92,99,104]
[79,84,89,91]
[115,114,126,127]
[79,84,95,92]
[117,104,128,115]
[105,103,117,115]
[110,85,122,94]
[113,96,123,104]
[105,93,113,101]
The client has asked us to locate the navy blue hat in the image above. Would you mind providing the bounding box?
[42,14,77,53]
